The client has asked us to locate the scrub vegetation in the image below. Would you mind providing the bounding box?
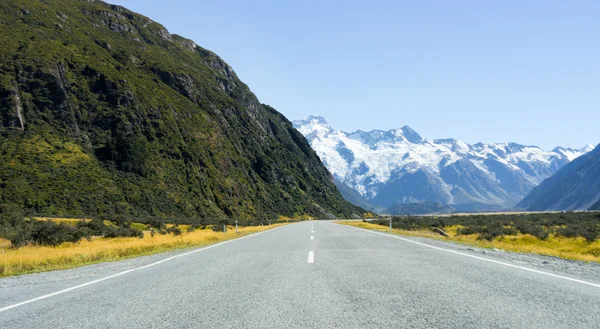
[0,216,287,277]
[340,212,600,262]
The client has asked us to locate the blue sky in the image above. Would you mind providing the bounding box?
[111,0,598,150]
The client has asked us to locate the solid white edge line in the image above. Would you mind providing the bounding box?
[345,224,600,289]
[307,251,314,264]
[0,225,289,313]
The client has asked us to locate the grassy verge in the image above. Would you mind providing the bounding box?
[339,221,600,263]
[0,223,286,277]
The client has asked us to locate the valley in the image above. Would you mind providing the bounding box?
[0,1,599,328]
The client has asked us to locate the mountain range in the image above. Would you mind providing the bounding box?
[293,116,593,213]
[517,144,600,211]
[0,0,363,219]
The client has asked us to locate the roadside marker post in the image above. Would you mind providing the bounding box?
[223,224,226,234]
[235,220,238,233]
[389,217,392,232]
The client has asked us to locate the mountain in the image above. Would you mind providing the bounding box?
[293,116,590,212]
[516,144,600,211]
[0,0,364,219]
[333,179,375,212]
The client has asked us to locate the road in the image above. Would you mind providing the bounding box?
[1,221,599,328]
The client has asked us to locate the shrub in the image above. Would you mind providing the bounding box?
[480,222,505,241]
[8,223,33,249]
[168,226,182,236]
[457,226,484,236]
[30,220,85,247]
[104,226,143,239]
[557,225,599,242]
[514,222,549,240]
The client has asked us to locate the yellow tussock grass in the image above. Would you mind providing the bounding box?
[0,223,286,277]
[339,221,600,263]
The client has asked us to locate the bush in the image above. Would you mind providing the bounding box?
[457,226,484,236]
[480,222,505,241]
[514,222,549,240]
[168,226,182,236]
[30,220,85,247]
[557,225,599,242]
[8,224,33,249]
[104,226,143,239]
[146,218,165,230]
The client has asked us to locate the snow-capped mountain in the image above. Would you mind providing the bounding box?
[517,144,600,211]
[293,115,591,211]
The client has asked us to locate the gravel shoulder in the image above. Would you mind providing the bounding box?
[354,225,600,285]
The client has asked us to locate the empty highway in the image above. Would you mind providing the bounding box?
[1,221,599,328]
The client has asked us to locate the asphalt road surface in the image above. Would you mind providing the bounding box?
[1,221,599,328]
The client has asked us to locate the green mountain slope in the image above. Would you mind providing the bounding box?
[0,0,363,219]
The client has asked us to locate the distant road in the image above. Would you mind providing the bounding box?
[1,221,599,328]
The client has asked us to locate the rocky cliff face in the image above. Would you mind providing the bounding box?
[294,116,591,211]
[0,0,364,219]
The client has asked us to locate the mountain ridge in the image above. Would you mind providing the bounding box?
[516,144,600,211]
[293,115,590,211]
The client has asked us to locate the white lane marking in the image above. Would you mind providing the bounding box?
[0,225,289,313]
[345,225,600,289]
[308,251,314,264]
[310,236,314,240]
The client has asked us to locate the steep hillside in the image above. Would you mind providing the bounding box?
[0,0,363,219]
[517,144,600,211]
[294,116,591,211]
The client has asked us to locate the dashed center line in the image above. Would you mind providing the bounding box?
[307,251,314,264]
[310,236,314,240]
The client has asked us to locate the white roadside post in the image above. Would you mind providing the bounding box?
[223,224,226,234]
[235,220,238,233]
[389,217,392,232]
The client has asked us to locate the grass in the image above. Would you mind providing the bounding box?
[34,217,92,225]
[339,221,600,263]
[0,223,286,277]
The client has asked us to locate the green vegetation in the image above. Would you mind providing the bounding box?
[0,222,288,276]
[0,0,364,220]
[341,212,600,262]
[0,203,301,249]
[371,212,600,242]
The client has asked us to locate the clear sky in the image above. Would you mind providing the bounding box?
[111,0,598,150]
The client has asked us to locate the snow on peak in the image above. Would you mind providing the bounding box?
[581,143,596,153]
[293,116,333,141]
[294,115,586,207]
[553,145,592,161]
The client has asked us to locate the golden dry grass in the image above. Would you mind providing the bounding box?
[34,217,92,225]
[339,221,600,263]
[278,215,308,221]
[0,224,286,277]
